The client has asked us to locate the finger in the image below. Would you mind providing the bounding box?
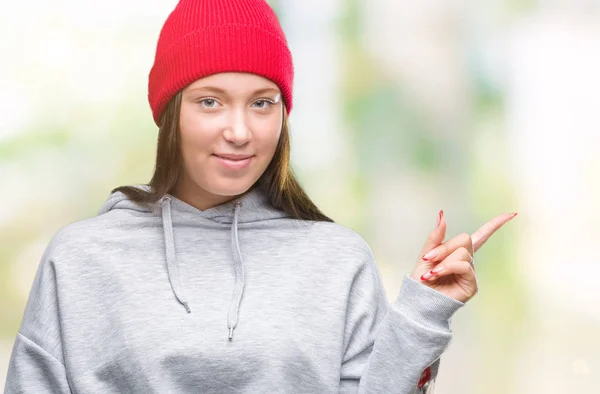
[421,258,475,282]
[421,247,473,281]
[419,210,447,257]
[471,212,518,252]
[421,232,473,262]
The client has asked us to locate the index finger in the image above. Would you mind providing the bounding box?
[471,212,517,252]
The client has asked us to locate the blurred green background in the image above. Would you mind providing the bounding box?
[1,0,599,392]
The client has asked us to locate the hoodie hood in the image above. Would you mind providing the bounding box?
[98,185,289,341]
[98,185,288,224]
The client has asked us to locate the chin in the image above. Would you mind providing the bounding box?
[206,179,256,198]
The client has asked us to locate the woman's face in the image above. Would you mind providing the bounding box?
[176,72,283,208]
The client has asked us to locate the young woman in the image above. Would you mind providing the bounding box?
[5,0,515,393]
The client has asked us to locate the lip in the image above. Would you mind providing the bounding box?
[213,154,254,170]
[214,153,253,160]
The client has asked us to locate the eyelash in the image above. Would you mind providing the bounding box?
[198,98,219,108]
[197,97,275,109]
[252,99,275,108]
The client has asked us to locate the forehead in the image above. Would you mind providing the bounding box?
[184,72,280,94]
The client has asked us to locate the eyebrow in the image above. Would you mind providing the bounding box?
[186,86,280,96]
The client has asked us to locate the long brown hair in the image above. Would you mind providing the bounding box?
[112,92,333,222]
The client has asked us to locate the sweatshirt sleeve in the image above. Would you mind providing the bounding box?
[4,251,72,394]
[339,249,464,394]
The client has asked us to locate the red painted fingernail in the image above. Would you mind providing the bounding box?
[422,249,438,261]
[510,212,518,218]
[437,210,444,228]
[420,271,435,281]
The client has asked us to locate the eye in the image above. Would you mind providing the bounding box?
[198,98,220,108]
[252,99,275,109]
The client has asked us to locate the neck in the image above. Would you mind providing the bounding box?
[171,177,242,211]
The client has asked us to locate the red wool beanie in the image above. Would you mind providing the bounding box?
[148,0,294,126]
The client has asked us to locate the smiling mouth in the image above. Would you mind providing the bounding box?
[213,154,253,160]
[212,154,254,170]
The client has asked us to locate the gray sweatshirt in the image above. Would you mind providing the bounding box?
[5,186,463,393]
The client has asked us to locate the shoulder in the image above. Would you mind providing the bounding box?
[42,218,96,259]
[307,220,375,265]
[43,211,143,265]
[307,222,385,299]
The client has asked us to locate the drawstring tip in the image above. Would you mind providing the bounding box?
[182,302,191,313]
[228,327,234,341]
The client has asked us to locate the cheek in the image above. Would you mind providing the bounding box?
[178,107,220,155]
[252,116,282,154]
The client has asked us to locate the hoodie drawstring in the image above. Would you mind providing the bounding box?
[161,196,191,314]
[227,201,245,341]
[160,197,246,341]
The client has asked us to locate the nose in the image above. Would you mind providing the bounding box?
[223,109,251,146]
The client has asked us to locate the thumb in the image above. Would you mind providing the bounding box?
[419,210,446,258]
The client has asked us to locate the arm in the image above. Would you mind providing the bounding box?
[4,251,72,394]
[339,249,463,394]
[340,210,514,393]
